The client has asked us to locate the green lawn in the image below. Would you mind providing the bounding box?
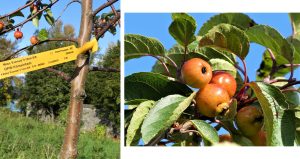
[0,108,120,159]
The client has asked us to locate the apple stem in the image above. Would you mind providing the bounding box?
[241,59,248,84]
[288,60,294,81]
[163,55,178,68]
[267,48,277,79]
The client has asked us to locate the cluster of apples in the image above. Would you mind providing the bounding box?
[181,58,236,117]
[0,22,38,44]
[14,28,39,45]
[181,58,265,146]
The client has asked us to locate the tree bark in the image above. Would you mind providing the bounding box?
[60,0,93,158]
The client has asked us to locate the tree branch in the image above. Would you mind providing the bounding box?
[0,38,77,62]
[45,68,71,81]
[89,66,119,72]
[0,0,60,35]
[92,0,119,17]
[95,13,120,40]
[107,0,120,26]
[281,87,300,93]
[0,0,37,19]
[54,0,81,24]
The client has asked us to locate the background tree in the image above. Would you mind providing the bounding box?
[86,41,120,136]
[0,36,21,106]
[18,21,76,119]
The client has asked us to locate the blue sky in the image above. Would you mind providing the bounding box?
[1,1,120,57]
[125,13,300,81]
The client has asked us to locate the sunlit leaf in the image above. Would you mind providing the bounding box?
[191,120,219,145]
[125,72,192,101]
[246,25,294,63]
[126,100,155,146]
[198,13,256,35]
[125,34,165,61]
[199,23,250,60]
[141,93,196,144]
[249,82,295,146]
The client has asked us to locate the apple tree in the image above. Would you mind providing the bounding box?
[125,13,300,146]
[0,0,120,158]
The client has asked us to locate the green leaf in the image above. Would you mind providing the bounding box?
[9,10,24,18]
[171,13,196,27]
[209,58,237,77]
[141,93,196,144]
[190,120,219,145]
[232,134,254,146]
[44,8,55,26]
[287,36,300,64]
[125,72,192,101]
[125,34,165,61]
[168,42,236,64]
[249,82,295,146]
[125,109,134,128]
[169,14,196,47]
[284,90,300,110]
[198,13,256,36]
[32,17,39,28]
[151,61,177,78]
[125,99,148,106]
[126,100,155,146]
[199,23,250,60]
[198,47,236,64]
[289,13,300,36]
[295,111,300,145]
[256,50,292,80]
[246,25,294,63]
[38,29,49,41]
[109,26,117,35]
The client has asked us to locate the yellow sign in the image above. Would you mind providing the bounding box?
[0,38,98,80]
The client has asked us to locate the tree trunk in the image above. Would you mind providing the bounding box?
[60,0,93,158]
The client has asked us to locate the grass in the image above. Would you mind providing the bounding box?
[0,108,120,159]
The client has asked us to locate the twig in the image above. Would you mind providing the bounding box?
[1,38,77,61]
[234,63,249,82]
[281,81,300,90]
[0,0,60,35]
[163,55,178,68]
[145,131,166,146]
[107,0,120,26]
[54,0,81,24]
[238,97,257,107]
[92,0,119,17]
[276,63,300,71]
[89,66,119,72]
[268,78,296,84]
[281,88,300,93]
[0,0,37,19]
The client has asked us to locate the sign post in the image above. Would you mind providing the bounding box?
[0,38,98,80]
